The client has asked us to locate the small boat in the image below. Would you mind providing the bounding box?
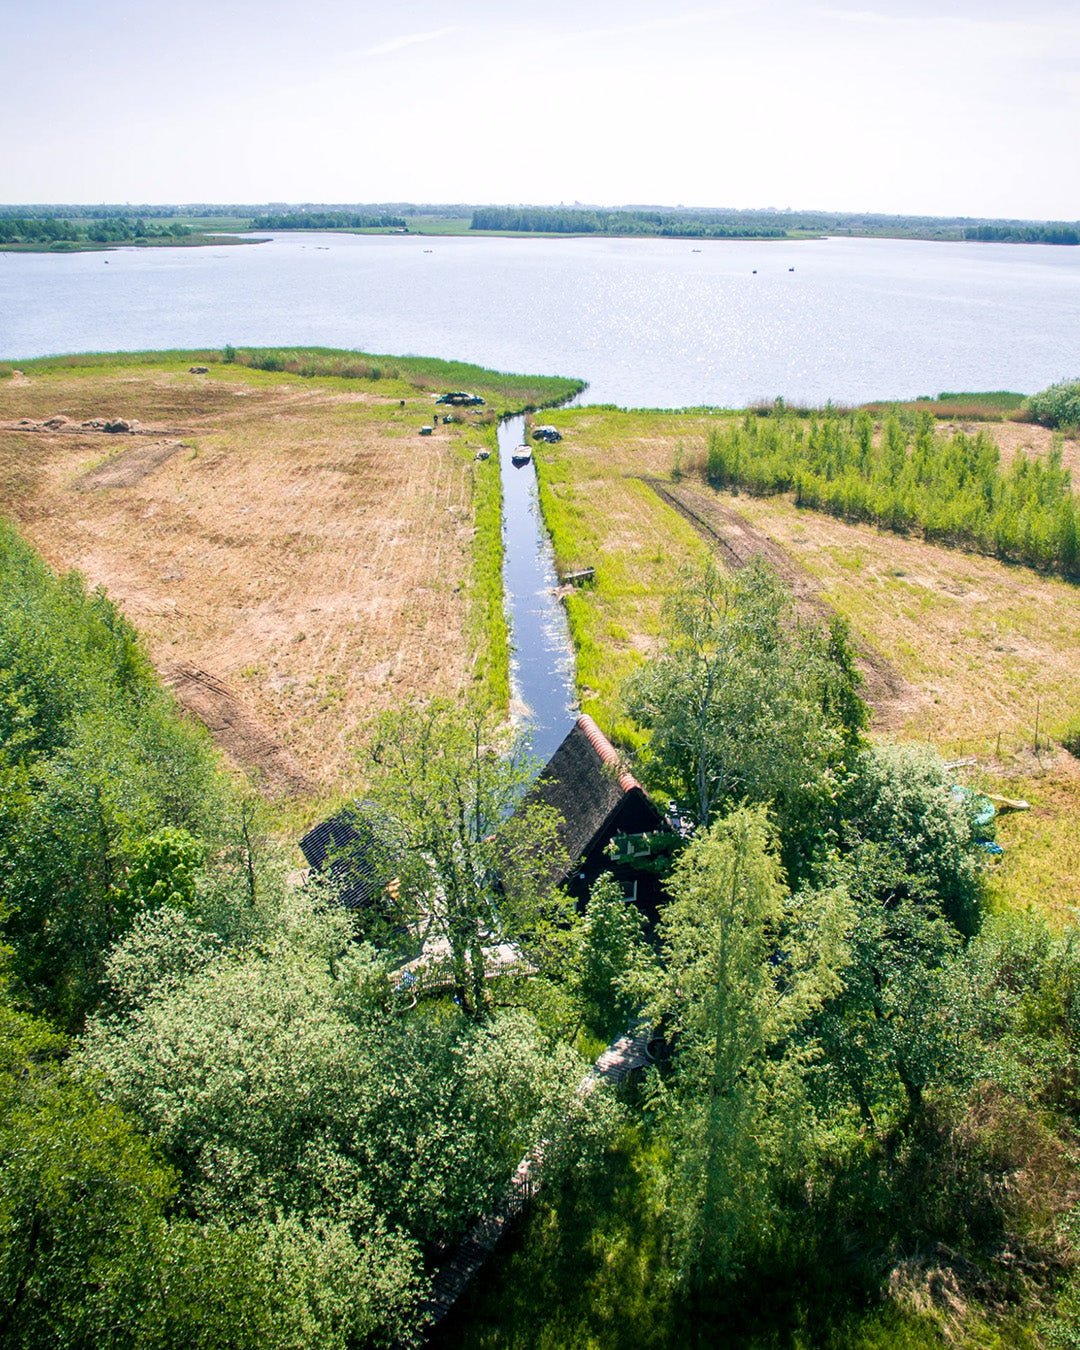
[511,446,532,466]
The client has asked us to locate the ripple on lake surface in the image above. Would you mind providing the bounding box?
[2,232,1078,405]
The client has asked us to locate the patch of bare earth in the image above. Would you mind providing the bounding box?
[73,441,184,491]
[163,663,311,797]
[0,369,482,799]
[956,419,1080,481]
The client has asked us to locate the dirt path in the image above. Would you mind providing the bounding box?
[163,663,312,797]
[73,441,185,491]
[639,477,913,725]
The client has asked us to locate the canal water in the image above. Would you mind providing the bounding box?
[497,415,576,765]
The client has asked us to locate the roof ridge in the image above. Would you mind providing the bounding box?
[575,714,641,794]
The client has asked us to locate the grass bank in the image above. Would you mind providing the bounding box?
[530,410,709,744]
[4,347,585,414]
[468,427,509,711]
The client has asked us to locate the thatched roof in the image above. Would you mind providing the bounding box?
[525,715,663,879]
[298,804,395,909]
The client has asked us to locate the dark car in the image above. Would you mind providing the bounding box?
[435,391,485,407]
[531,425,562,443]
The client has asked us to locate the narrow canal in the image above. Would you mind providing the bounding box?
[496,415,577,764]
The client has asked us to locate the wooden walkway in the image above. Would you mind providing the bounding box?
[414,1022,650,1339]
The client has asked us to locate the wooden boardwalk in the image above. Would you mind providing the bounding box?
[414,1022,650,1339]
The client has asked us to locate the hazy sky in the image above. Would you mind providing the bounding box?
[4,0,1078,219]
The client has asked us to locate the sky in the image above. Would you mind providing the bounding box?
[3,0,1078,220]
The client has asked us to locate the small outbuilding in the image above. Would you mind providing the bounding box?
[298,804,398,911]
[523,715,669,921]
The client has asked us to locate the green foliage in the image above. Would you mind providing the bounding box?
[645,807,852,1284]
[361,700,573,1018]
[0,215,193,248]
[624,558,865,882]
[79,896,620,1336]
[122,826,205,910]
[705,407,1080,575]
[0,519,227,1026]
[470,206,787,239]
[250,211,406,231]
[468,440,509,709]
[965,223,1080,244]
[1024,378,1080,430]
[224,347,584,409]
[576,875,648,1036]
[839,744,983,933]
[0,984,383,1350]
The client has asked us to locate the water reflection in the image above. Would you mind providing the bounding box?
[497,415,576,764]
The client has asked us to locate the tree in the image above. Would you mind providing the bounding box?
[624,558,862,881]
[79,897,621,1337]
[806,842,975,1136]
[575,874,648,1036]
[838,743,983,933]
[646,807,852,1282]
[360,700,571,1018]
[0,973,380,1350]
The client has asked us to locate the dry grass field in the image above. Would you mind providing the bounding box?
[0,357,506,810]
[531,404,1080,918]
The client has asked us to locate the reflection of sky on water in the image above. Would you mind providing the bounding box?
[498,415,576,767]
[3,233,1078,406]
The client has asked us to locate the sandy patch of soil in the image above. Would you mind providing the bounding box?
[163,662,311,796]
[961,420,1080,481]
[0,369,482,799]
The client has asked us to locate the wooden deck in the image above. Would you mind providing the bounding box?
[413,1021,650,1340]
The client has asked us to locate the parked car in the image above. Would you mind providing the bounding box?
[435,391,485,407]
[531,425,562,443]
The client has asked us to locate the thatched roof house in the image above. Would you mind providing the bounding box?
[524,715,667,917]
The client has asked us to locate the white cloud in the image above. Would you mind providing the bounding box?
[359,26,459,59]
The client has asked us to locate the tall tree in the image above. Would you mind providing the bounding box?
[361,700,571,1018]
[647,807,852,1282]
[624,558,862,880]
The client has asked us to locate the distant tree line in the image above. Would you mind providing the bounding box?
[0,216,192,246]
[250,212,407,231]
[470,207,787,238]
[964,223,1080,245]
[706,406,1080,575]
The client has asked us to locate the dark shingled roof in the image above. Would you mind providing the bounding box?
[298,805,394,909]
[525,715,664,880]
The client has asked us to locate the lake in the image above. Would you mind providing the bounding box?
[2,232,1078,407]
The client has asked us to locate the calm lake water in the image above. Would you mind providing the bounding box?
[2,232,1079,407]
[496,415,576,764]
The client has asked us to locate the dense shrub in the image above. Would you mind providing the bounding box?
[1024,378,1080,429]
[705,408,1080,575]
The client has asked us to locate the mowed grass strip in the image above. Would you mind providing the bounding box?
[0,354,530,808]
[531,413,709,743]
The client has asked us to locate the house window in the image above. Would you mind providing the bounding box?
[622,879,638,904]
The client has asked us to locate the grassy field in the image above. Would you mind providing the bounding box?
[526,403,1080,919]
[0,350,574,818]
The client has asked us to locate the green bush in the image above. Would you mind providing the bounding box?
[1023,378,1080,429]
